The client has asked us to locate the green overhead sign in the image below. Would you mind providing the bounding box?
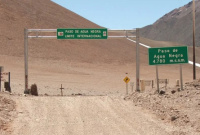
[57,28,107,39]
[148,46,188,65]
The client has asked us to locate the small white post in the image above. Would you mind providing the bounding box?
[126,83,128,95]
[130,82,134,93]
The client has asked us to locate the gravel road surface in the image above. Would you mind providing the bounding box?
[10,95,177,135]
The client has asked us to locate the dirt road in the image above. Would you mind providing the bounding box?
[9,95,179,135]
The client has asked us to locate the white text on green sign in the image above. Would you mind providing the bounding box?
[57,28,107,39]
[148,46,188,65]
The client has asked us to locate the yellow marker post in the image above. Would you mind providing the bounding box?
[124,76,130,95]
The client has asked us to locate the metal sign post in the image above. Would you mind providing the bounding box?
[8,72,10,89]
[156,66,159,92]
[180,64,183,90]
[24,29,29,93]
[136,28,140,92]
[193,0,196,80]
[0,67,4,91]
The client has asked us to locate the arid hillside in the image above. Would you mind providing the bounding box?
[141,0,200,46]
[0,0,136,63]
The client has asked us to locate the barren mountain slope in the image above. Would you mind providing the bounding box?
[0,0,136,63]
[141,0,200,46]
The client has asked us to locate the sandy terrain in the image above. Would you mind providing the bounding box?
[0,48,200,135]
[126,80,200,135]
[2,77,200,135]
[1,94,186,135]
[0,93,16,135]
[0,37,200,135]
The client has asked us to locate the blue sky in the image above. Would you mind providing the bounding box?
[51,0,192,29]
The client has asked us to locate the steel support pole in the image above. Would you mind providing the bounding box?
[156,66,159,92]
[9,72,10,90]
[126,31,128,38]
[180,64,183,90]
[136,28,140,91]
[24,29,29,93]
[193,0,196,80]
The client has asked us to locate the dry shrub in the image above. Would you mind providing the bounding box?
[30,84,38,96]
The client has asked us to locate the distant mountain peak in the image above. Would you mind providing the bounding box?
[155,0,200,25]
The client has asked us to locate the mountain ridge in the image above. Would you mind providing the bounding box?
[141,0,200,46]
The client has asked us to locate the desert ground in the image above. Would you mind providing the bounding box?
[1,37,200,135]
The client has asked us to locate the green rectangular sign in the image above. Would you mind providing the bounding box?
[57,28,107,39]
[148,46,188,65]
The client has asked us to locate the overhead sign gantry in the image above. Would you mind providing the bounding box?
[24,28,140,94]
